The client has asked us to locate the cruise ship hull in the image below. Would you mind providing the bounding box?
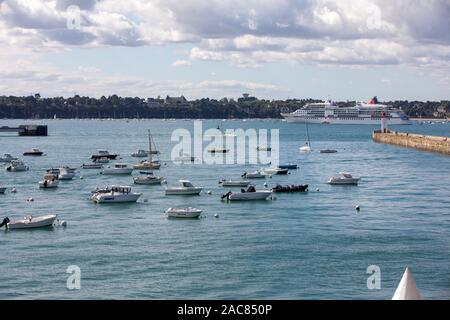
[281,115,411,125]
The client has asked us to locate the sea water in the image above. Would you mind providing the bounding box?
[0,119,449,299]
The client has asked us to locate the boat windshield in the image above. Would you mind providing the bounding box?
[181,181,194,187]
[341,173,353,178]
[112,186,130,193]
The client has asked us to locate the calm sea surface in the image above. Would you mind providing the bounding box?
[0,119,449,299]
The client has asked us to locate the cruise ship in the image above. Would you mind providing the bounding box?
[281,97,411,125]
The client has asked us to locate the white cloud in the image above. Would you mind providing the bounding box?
[0,0,449,95]
[172,60,192,67]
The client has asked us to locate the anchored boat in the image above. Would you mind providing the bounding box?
[279,164,298,170]
[81,163,103,169]
[219,179,251,187]
[328,172,360,185]
[133,130,161,169]
[241,171,267,179]
[165,180,202,195]
[134,174,164,185]
[6,160,29,172]
[222,186,273,201]
[58,167,76,180]
[262,167,289,175]
[271,184,308,193]
[0,214,58,229]
[23,148,44,156]
[91,150,119,160]
[39,174,59,188]
[101,163,133,175]
[91,186,141,203]
[165,207,202,219]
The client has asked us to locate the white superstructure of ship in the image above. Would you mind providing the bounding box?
[281,97,411,124]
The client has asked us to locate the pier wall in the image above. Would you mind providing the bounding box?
[372,131,450,155]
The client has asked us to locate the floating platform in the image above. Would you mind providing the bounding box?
[0,125,48,136]
[373,130,449,156]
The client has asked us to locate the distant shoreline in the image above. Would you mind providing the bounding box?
[1,117,449,121]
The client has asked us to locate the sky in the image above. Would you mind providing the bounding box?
[0,0,449,101]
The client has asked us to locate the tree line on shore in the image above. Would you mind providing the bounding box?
[0,94,448,119]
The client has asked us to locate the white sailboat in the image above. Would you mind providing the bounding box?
[392,267,422,300]
[299,120,312,152]
[133,129,161,170]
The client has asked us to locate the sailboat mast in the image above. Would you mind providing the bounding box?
[306,122,311,147]
[148,129,152,162]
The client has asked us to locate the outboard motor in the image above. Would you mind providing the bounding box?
[221,192,232,200]
[0,217,10,228]
[241,172,247,178]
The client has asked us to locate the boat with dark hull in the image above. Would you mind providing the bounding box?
[91,150,119,160]
[271,184,309,193]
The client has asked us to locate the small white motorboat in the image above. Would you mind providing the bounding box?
[81,163,103,169]
[134,175,164,185]
[0,153,18,162]
[222,186,273,201]
[23,148,44,156]
[6,160,29,172]
[165,207,202,219]
[39,174,59,188]
[101,163,133,175]
[241,171,267,179]
[91,185,141,203]
[262,167,289,175]
[219,179,251,187]
[392,267,422,300]
[328,172,360,185]
[0,214,58,229]
[165,180,203,195]
[58,167,75,180]
[131,149,148,157]
[0,187,7,194]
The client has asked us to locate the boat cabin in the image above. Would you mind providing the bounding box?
[340,172,353,178]
[179,180,194,187]
[114,163,129,168]
[111,186,131,194]
[44,174,57,181]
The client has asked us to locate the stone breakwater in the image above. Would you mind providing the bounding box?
[372,130,450,156]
